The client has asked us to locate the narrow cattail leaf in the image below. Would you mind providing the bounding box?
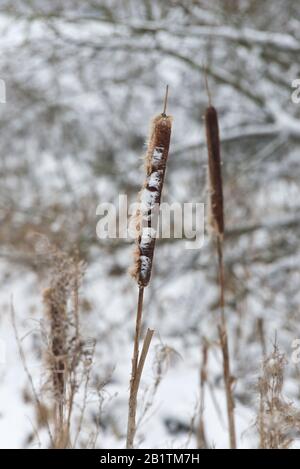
[130,114,172,287]
[205,106,224,237]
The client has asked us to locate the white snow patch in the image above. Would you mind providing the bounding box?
[140,256,151,280]
[148,170,163,191]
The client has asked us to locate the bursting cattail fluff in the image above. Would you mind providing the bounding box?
[130,114,172,287]
[205,106,224,238]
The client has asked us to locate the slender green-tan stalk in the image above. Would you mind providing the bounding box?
[205,98,236,449]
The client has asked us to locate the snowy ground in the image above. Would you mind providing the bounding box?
[1,249,298,450]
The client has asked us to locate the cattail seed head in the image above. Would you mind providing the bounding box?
[205,106,224,238]
[130,113,172,287]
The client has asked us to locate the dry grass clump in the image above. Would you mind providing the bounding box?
[41,247,94,448]
[12,243,95,448]
[257,343,300,449]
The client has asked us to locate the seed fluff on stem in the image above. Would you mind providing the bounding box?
[127,86,172,449]
[130,85,172,287]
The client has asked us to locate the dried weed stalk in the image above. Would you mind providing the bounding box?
[197,339,209,449]
[204,93,236,448]
[127,86,173,448]
[41,246,94,448]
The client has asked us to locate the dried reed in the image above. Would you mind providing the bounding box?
[204,85,236,449]
[257,342,300,449]
[42,246,91,448]
[197,339,209,449]
[43,286,67,435]
[127,86,172,448]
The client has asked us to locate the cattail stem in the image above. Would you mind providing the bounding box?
[126,286,144,448]
[217,237,225,317]
[162,84,169,116]
[135,328,155,393]
[126,329,154,448]
[197,339,209,449]
[127,88,172,448]
[132,286,144,386]
[205,101,236,449]
[126,286,154,449]
[216,226,236,450]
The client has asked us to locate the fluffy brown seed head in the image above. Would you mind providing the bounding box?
[43,286,67,403]
[130,114,172,287]
[205,106,224,238]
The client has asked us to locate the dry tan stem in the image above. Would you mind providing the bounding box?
[257,318,266,357]
[126,288,154,449]
[197,339,209,449]
[258,378,266,449]
[216,237,236,450]
[132,286,144,385]
[126,286,144,448]
[135,328,155,391]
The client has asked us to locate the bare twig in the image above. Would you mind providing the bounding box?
[11,300,54,447]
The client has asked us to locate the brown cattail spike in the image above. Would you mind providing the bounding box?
[204,102,236,448]
[130,112,172,287]
[205,106,224,237]
[127,93,173,448]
